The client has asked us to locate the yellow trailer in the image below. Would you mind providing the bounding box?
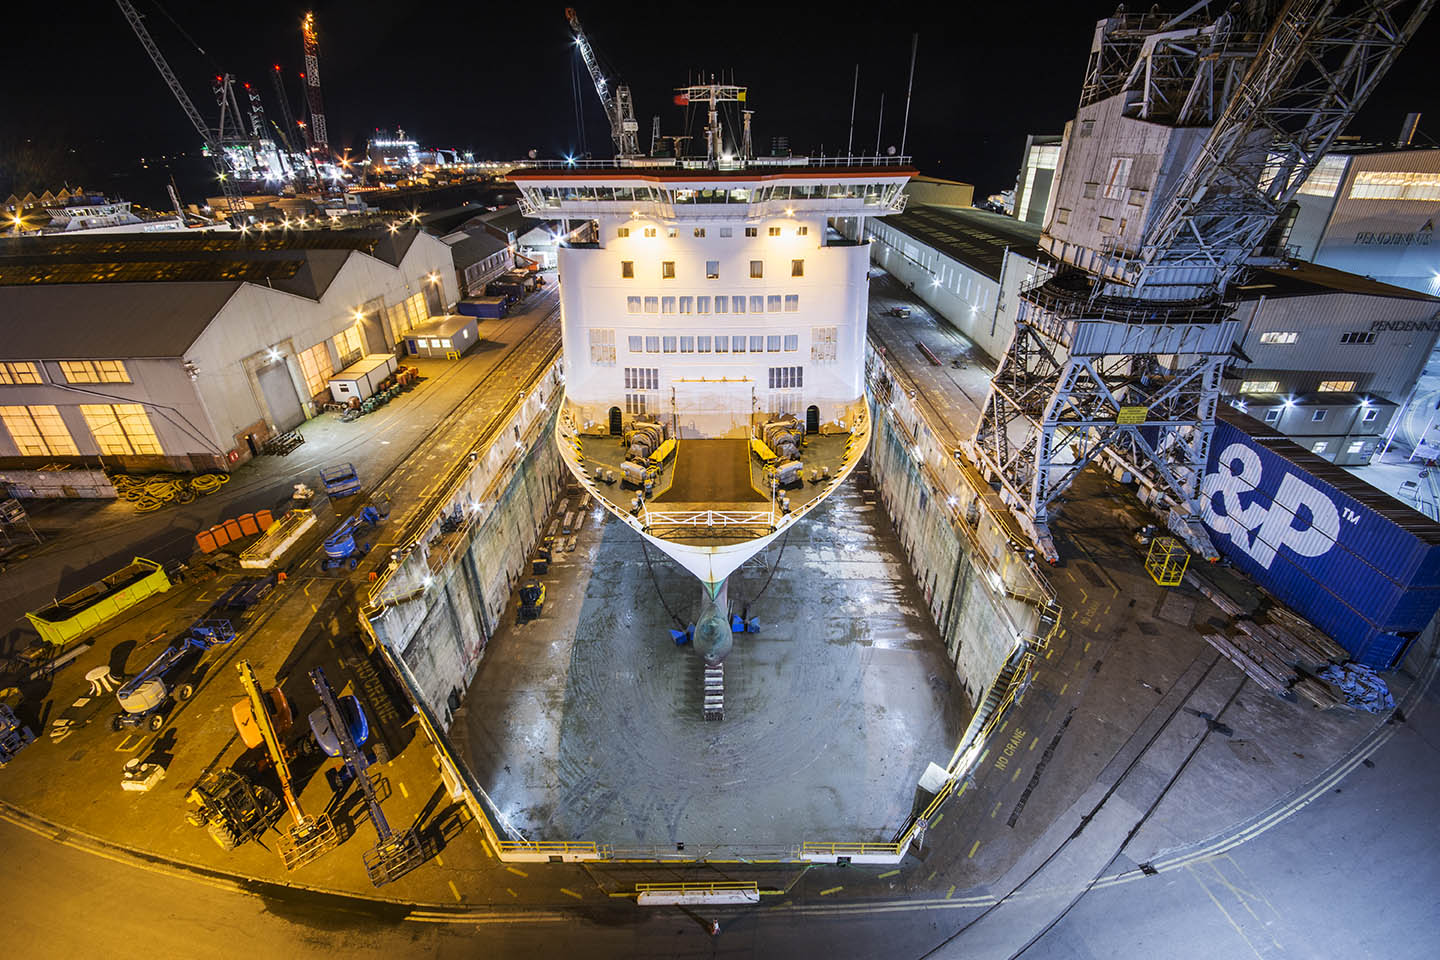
[26,557,171,646]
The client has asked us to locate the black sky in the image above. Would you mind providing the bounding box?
[4,1,1439,202]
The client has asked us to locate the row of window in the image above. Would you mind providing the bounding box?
[626,294,801,315]
[1250,406,1379,428]
[617,225,809,239]
[0,403,163,457]
[626,334,801,354]
[0,359,132,386]
[1239,379,1358,394]
[622,258,804,280]
[1259,330,1380,346]
[621,366,804,393]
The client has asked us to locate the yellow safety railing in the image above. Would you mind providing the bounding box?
[801,840,906,858]
[636,881,760,894]
[495,840,602,857]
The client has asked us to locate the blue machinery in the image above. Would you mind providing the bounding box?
[320,504,385,571]
[308,666,423,886]
[319,463,362,497]
[113,619,236,731]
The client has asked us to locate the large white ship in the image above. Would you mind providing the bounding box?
[510,85,912,659]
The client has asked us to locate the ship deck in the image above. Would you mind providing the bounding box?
[656,439,765,503]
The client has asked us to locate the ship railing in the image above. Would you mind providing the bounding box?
[643,508,777,530]
[509,154,912,172]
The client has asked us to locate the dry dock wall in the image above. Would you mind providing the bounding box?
[365,362,564,728]
[865,345,1058,705]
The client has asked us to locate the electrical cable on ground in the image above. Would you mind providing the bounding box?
[639,536,687,630]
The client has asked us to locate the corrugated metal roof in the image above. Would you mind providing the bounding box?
[1236,260,1440,302]
[0,282,242,359]
[879,204,1042,281]
[442,227,508,269]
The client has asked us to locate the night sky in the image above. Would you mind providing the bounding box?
[5,1,1439,207]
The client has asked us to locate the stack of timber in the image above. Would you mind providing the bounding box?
[1185,571,1350,708]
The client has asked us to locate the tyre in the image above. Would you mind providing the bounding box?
[207,821,240,851]
[111,715,124,732]
[147,713,165,731]
[176,683,195,701]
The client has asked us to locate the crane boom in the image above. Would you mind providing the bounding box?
[565,7,640,157]
[114,0,244,214]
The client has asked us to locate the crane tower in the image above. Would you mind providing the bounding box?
[969,0,1434,562]
[301,11,330,159]
[565,7,641,158]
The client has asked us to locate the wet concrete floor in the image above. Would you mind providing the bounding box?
[454,470,971,851]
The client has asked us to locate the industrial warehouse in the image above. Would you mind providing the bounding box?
[0,230,456,473]
[4,3,1440,959]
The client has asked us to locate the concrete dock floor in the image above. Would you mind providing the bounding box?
[454,473,971,850]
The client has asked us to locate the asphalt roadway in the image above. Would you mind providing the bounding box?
[6,665,1435,959]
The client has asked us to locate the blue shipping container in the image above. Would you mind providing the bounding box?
[456,296,507,319]
[1200,409,1440,670]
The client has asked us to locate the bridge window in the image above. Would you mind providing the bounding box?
[1318,380,1356,392]
[621,260,634,278]
[750,260,764,278]
[767,366,803,389]
[713,334,728,353]
[706,260,720,279]
[1259,331,1298,344]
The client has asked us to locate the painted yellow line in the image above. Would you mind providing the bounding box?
[607,892,635,898]
[1084,641,1092,652]
[926,871,937,882]
[448,881,462,902]
[968,842,981,859]
[946,885,956,900]
[931,813,944,827]
[878,869,900,879]
[997,720,1008,734]
[399,781,409,799]
[1059,682,1069,695]
[1011,768,1023,782]
[990,801,1003,818]
[507,866,529,877]
[560,888,582,900]
[820,886,843,896]
[1045,649,1053,660]
[434,855,444,867]
[507,888,518,898]
[1029,736,1039,752]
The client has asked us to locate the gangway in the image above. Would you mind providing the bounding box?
[236,660,338,870]
[308,666,423,886]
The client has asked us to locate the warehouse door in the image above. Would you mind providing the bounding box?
[257,359,304,430]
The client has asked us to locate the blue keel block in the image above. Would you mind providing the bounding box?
[669,626,693,646]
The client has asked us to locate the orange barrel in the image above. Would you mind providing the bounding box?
[237,513,259,536]
[255,509,274,531]
[210,524,231,547]
[223,518,243,540]
[195,529,218,553]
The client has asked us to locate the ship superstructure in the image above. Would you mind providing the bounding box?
[511,141,912,648]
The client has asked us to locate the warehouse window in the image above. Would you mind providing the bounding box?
[1056,208,1070,224]
[767,366,803,389]
[662,261,676,279]
[1348,440,1366,454]
[333,326,363,366]
[1312,410,1327,422]
[623,368,659,390]
[784,334,799,352]
[732,336,747,353]
[750,335,765,352]
[1313,440,1329,453]
[697,336,712,352]
[1340,331,1376,344]
[0,362,42,385]
[1298,156,1349,198]
[784,294,799,312]
[1127,188,1146,207]
[751,295,765,313]
[1318,380,1356,392]
[811,327,838,363]
[1264,409,1280,423]
[1363,408,1379,422]
[81,403,162,456]
[59,360,130,384]
[706,260,720,279]
[1349,170,1440,201]
[1240,380,1280,394]
[1259,331,1299,345]
[1082,182,1099,200]
[750,260,764,278]
[628,335,643,352]
[589,328,616,366]
[627,296,642,314]
[297,343,334,398]
[0,405,78,456]
[645,336,660,352]
[713,334,728,353]
[621,260,635,278]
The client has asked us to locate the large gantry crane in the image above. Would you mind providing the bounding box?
[969,0,1434,562]
[566,7,641,158]
[115,0,244,214]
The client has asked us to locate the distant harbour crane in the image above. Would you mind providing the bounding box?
[565,7,641,158]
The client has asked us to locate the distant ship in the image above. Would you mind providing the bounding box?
[511,82,913,660]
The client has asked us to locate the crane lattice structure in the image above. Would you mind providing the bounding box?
[565,7,641,158]
[301,12,330,159]
[969,0,1434,562]
[115,0,244,214]
[270,64,311,188]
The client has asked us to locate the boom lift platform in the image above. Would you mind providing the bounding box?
[235,660,339,870]
[320,502,387,571]
[308,666,423,886]
[112,618,236,731]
